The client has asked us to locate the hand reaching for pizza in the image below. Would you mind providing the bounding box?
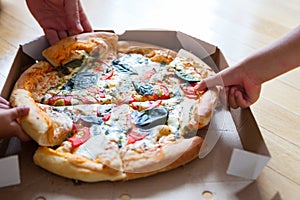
[194,65,261,109]
[0,97,31,141]
[196,25,300,109]
[26,0,93,45]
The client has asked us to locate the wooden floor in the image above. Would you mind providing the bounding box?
[0,0,299,199]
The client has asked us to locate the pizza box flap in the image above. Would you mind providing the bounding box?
[0,30,270,194]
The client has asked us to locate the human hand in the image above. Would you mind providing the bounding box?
[194,66,261,109]
[0,97,31,141]
[26,0,93,45]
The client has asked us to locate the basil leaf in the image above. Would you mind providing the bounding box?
[112,58,138,74]
[57,66,71,77]
[132,81,153,96]
[132,107,169,129]
[62,72,98,90]
[78,116,103,127]
[175,69,201,82]
[63,59,83,69]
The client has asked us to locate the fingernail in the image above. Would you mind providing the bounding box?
[76,23,84,32]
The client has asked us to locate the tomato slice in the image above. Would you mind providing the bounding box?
[180,83,198,99]
[152,85,170,100]
[127,129,147,144]
[101,113,111,121]
[130,100,162,111]
[47,95,74,106]
[101,69,114,80]
[68,127,90,148]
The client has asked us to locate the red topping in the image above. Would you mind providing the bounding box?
[127,129,147,144]
[68,127,90,148]
[101,113,111,121]
[86,87,106,98]
[180,83,198,99]
[152,85,170,100]
[130,100,162,111]
[101,69,114,80]
[140,69,156,82]
[47,95,74,106]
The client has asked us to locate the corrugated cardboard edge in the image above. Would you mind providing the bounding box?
[0,29,270,181]
[228,108,271,179]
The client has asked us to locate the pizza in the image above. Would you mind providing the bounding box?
[9,32,219,182]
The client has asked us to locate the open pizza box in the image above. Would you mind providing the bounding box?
[0,30,270,199]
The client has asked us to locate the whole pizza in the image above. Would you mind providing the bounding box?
[9,32,219,182]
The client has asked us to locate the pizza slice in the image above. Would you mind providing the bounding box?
[42,32,118,67]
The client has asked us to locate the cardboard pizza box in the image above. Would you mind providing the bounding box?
[0,30,270,199]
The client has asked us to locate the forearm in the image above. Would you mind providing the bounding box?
[239,25,300,84]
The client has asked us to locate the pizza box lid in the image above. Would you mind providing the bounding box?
[0,30,270,199]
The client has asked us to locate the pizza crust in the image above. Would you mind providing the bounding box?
[33,136,202,182]
[42,32,118,67]
[33,147,126,182]
[10,89,72,146]
[12,61,59,102]
[118,41,178,64]
[192,87,220,129]
[10,89,54,146]
[123,136,203,180]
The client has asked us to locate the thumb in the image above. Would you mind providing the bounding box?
[195,73,225,91]
[195,80,208,91]
[195,65,241,91]
[9,106,30,120]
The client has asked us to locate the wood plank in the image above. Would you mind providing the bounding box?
[252,97,300,145]
[278,67,300,90]
[248,0,300,29]
[256,166,300,200]
[0,38,17,76]
[1,0,41,32]
[0,4,42,46]
[261,128,300,185]
[261,78,300,115]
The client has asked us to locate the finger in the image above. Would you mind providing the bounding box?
[44,29,60,45]
[8,106,30,120]
[80,17,93,33]
[0,96,9,105]
[195,73,224,92]
[10,121,31,142]
[17,131,32,142]
[234,90,251,108]
[68,27,81,36]
[58,30,68,40]
[0,103,10,109]
[78,1,93,32]
[228,87,239,109]
[65,0,83,33]
[194,80,208,91]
